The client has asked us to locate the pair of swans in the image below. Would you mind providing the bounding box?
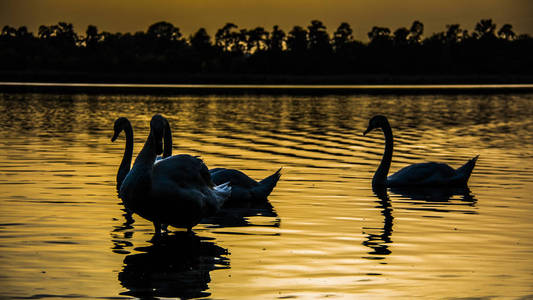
[112,115,282,235]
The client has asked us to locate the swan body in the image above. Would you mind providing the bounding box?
[364,115,478,188]
[118,114,231,235]
[209,168,282,204]
[153,118,282,205]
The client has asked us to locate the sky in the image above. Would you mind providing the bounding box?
[1,0,532,40]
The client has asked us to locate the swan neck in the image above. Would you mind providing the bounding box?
[134,130,158,167]
[373,124,393,187]
[163,121,172,158]
[117,124,134,188]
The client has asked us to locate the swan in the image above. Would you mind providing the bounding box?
[363,115,479,188]
[209,168,282,205]
[118,114,231,235]
[111,117,173,193]
[150,117,282,204]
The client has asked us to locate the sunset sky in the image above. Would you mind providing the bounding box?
[1,0,532,40]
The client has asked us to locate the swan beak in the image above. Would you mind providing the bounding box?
[111,131,119,142]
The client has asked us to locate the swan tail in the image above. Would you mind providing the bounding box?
[456,155,479,183]
[251,168,282,200]
[213,181,232,209]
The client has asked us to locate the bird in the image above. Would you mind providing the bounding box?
[111,117,173,194]
[118,114,231,236]
[209,167,281,205]
[151,117,282,204]
[363,115,478,188]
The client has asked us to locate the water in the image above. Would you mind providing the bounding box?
[0,91,532,299]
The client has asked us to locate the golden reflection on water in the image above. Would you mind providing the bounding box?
[0,92,532,298]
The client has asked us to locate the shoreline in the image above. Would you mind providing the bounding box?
[1,71,532,95]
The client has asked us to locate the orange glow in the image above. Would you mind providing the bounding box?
[0,0,531,39]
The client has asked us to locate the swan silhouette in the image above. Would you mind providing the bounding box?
[118,114,231,236]
[111,117,173,193]
[152,117,281,204]
[363,115,478,188]
[208,168,281,205]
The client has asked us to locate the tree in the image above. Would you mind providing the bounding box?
[147,21,181,41]
[215,23,239,52]
[307,20,331,54]
[498,24,515,41]
[333,22,354,53]
[368,26,391,45]
[85,25,100,48]
[1,25,16,38]
[444,24,469,44]
[393,27,409,46]
[408,20,424,44]
[247,27,269,53]
[268,25,285,53]
[287,26,308,53]
[474,19,496,39]
[190,28,212,52]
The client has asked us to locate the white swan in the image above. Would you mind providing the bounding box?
[111,117,173,193]
[363,115,479,188]
[154,118,282,204]
[209,168,282,204]
[118,114,231,235]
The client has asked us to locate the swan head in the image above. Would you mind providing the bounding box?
[150,114,168,155]
[364,115,389,136]
[111,117,130,142]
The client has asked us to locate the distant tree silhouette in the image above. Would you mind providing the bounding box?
[0,18,531,80]
[307,20,331,55]
[215,23,239,53]
[474,19,497,39]
[268,25,285,53]
[190,28,212,53]
[1,25,17,37]
[445,24,469,44]
[333,22,354,53]
[147,21,181,41]
[498,24,515,41]
[393,27,410,47]
[408,20,424,44]
[85,25,100,48]
[287,26,308,54]
[368,26,391,46]
[247,27,269,53]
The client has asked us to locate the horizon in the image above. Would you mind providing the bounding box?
[1,0,532,40]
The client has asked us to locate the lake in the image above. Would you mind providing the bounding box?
[0,90,532,299]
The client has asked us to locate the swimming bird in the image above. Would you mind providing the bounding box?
[111,117,172,193]
[118,114,231,236]
[209,168,281,205]
[151,117,281,204]
[363,115,478,188]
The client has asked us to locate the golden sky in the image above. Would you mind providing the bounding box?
[1,0,532,39]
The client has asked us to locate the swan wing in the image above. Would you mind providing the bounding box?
[209,168,259,188]
[154,154,213,187]
[387,162,456,186]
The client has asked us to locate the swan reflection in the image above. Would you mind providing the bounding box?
[362,187,393,259]
[391,186,477,214]
[111,196,279,297]
[362,186,477,259]
[118,232,229,299]
[202,199,280,229]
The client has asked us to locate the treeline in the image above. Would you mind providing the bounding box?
[1,19,532,77]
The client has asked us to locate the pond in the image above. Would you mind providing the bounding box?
[0,91,532,299]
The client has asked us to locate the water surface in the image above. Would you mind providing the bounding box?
[0,92,532,299]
